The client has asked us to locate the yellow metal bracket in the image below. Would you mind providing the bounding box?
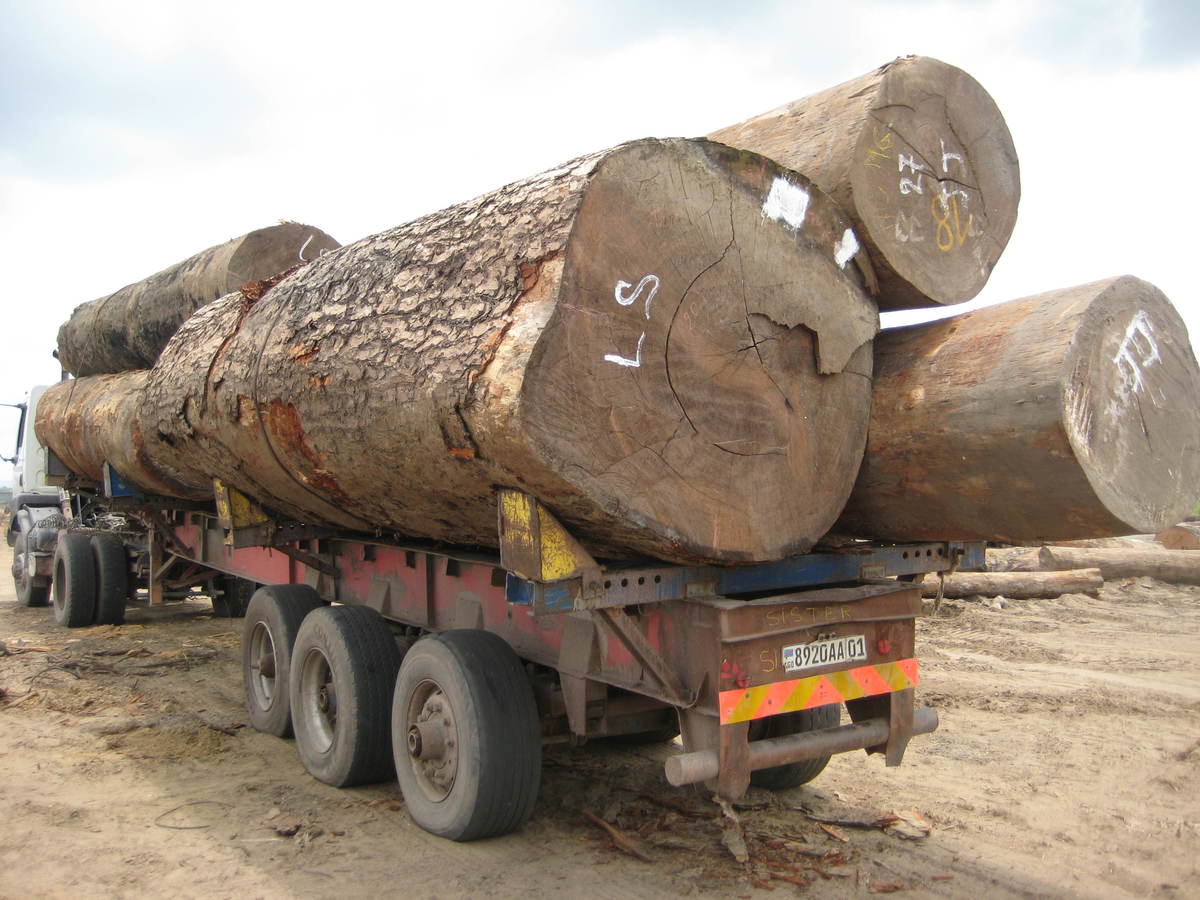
[213,479,271,546]
[497,489,600,585]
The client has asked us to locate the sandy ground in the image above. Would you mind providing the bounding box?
[0,540,1197,899]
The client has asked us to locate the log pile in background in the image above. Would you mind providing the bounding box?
[710,56,1020,311]
[56,223,339,376]
[835,276,1200,544]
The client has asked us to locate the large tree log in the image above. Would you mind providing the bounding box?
[1038,547,1200,585]
[139,139,877,564]
[919,568,1103,599]
[35,373,209,500]
[709,56,1019,311]
[56,223,340,376]
[836,276,1200,543]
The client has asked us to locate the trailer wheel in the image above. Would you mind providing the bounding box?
[12,529,49,607]
[52,533,97,628]
[211,575,254,618]
[91,534,128,626]
[392,630,541,841]
[289,605,402,787]
[749,703,841,790]
[243,585,323,737]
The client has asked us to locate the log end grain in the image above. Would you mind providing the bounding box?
[1060,276,1200,535]
[512,140,878,562]
[848,56,1020,310]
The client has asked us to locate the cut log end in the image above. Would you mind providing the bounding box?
[710,56,1019,311]
[1061,276,1200,534]
[517,141,877,562]
[848,57,1019,309]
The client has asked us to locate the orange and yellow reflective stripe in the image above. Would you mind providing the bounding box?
[719,658,919,724]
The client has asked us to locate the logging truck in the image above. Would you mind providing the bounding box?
[10,53,1195,844]
[5,382,976,841]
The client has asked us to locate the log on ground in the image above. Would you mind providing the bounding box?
[709,55,1020,311]
[35,373,210,500]
[920,569,1103,599]
[57,223,340,376]
[836,276,1200,543]
[139,139,878,564]
[985,547,1044,572]
[1038,547,1200,585]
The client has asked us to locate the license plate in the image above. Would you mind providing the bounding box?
[782,634,868,673]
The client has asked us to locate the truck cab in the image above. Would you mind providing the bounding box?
[6,385,64,606]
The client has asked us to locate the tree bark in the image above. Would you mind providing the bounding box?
[34,373,209,499]
[835,276,1200,542]
[138,139,877,564]
[1038,547,1200,585]
[920,568,1103,599]
[709,56,1019,311]
[56,223,340,376]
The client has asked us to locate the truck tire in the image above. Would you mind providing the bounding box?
[392,630,541,841]
[52,533,97,628]
[211,575,254,618]
[91,534,128,626]
[290,605,402,787]
[243,585,323,737]
[748,703,841,790]
[12,529,49,607]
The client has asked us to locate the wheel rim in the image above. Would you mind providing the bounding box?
[405,678,459,803]
[13,541,29,595]
[248,622,280,710]
[298,646,337,753]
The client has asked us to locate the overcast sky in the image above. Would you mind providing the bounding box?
[1,0,1197,485]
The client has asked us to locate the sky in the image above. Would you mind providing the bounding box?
[1,0,1197,484]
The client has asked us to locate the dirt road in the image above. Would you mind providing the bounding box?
[1,541,1196,898]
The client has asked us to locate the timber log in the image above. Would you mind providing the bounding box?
[138,139,878,564]
[57,222,340,376]
[836,276,1200,542]
[710,55,1020,311]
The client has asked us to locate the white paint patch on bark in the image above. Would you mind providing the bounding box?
[762,177,809,230]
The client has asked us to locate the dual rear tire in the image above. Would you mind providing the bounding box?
[241,587,541,841]
[51,533,128,627]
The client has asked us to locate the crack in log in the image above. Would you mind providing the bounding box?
[664,198,737,437]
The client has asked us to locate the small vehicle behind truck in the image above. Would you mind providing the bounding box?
[6,384,975,841]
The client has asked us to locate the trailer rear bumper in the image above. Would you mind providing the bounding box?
[665,706,939,786]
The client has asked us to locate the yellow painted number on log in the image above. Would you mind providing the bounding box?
[931,192,973,252]
[864,127,893,169]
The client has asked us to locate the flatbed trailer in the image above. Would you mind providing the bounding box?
[58,477,977,838]
[12,442,982,839]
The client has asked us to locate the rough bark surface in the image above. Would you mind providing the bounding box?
[920,569,1103,599]
[35,373,209,499]
[1038,547,1200,585]
[709,56,1020,311]
[57,223,340,376]
[836,276,1200,543]
[139,139,877,564]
